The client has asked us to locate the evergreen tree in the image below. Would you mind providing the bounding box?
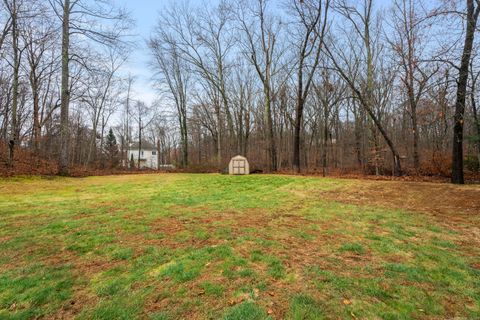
[105,128,119,168]
[130,153,135,169]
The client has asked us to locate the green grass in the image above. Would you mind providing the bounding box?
[223,302,270,320]
[287,295,325,320]
[339,242,365,255]
[0,173,479,319]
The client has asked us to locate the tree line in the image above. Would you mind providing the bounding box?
[1,0,480,183]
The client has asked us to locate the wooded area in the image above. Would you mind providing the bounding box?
[1,0,480,183]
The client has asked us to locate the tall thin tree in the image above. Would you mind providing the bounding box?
[451,0,480,184]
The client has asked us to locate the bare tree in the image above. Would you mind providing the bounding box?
[230,60,254,156]
[0,3,12,52]
[389,0,438,172]
[149,34,189,167]
[236,0,285,171]
[48,0,131,175]
[155,1,235,165]
[21,1,58,152]
[131,100,155,169]
[4,0,22,166]
[115,74,135,167]
[470,63,480,169]
[326,0,403,175]
[288,0,330,173]
[314,68,344,176]
[451,0,480,184]
[81,48,125,166]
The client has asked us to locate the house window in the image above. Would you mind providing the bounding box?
[141,151,144,156]
[152,151,157,155]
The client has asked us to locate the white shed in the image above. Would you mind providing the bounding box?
[229,155,250,175]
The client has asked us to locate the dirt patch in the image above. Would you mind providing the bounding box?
[308,180,480,224]
[50,287,98,320]
[302,179,480,261]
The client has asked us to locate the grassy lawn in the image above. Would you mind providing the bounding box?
[0,174,479,319]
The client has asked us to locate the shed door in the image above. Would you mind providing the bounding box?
[233,159,246,174]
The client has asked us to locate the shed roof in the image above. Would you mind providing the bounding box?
[230,155,247,160]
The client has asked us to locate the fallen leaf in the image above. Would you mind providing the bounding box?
[343,299,351,305]
[267,309,274,315]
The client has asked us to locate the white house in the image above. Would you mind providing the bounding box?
[127,142,158,169]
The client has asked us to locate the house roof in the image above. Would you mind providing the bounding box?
[128,141,157,150]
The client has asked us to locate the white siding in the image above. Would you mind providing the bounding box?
[127,149,158,169]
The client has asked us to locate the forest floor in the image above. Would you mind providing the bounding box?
[0,174,479,319]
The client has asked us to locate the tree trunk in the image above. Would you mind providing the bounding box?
[181,112,188,167]
[58,0,70,176]
[125,78,131,165]
[407,84,420,171]
[138,119,142,170]
[322,116,328,177]
[9,0,19,167]
[264,86,277,172]
[365,107,402,176]
[353,102,364,169]
[215,101,222,167]
[157,139,161,170]
[412,109,420,171]
[32,83,41,153]
[293,95,303,173]
[452,0,479,184]
[471,83,480,170]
